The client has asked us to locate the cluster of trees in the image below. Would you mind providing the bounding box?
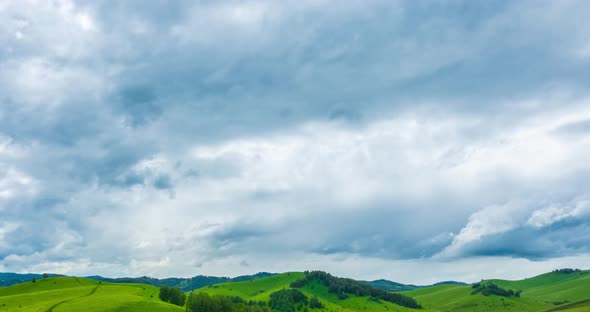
[471,283,521,297]
[183,289,324,312]
[31,273,50,283]
[269,289,309,312]
[290,271,421,309]
[159,285,186,306]
[309,297,324,309]
[187,292,270,312]
[267,288,324,312]
[553,268,582,274]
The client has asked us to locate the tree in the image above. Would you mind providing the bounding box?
[43,273,49,279]
[159,285,186,307]
[31,277,37,283]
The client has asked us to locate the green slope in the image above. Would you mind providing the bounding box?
[403,270,590,312]
[197,272,435,312]
[0,276,183,312]
[198,272,305,301]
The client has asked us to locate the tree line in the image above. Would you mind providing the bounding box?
[187,292,271,312]
[160,287,325,312]
[553,268,582,274]
[159,285,186,306]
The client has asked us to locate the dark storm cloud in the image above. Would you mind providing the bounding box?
[458,215,590,260]
[206,201,471,260]
[153,174,173,190]
[114,85,161,127]
[69,0,590,141]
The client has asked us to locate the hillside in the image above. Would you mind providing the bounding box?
[2,270,590,311]
[0,276,183,312]
[403,269,590,312]
[197,272,432,312]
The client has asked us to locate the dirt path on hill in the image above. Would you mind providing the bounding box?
[45,285,100,312]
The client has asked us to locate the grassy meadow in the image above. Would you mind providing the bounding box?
[0,276,183,312]
[404,270,590,312]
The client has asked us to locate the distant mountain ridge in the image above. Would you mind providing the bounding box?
[0,271,464,292]
[85,272,276,291]
[362,278,467,292]
[0,273,61,287]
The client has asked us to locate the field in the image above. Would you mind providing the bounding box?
[0,276,183,312]
[2,270,590,311]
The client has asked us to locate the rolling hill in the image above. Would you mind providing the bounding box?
[0,273,61,287]
[403,269,590,312]
[2,270,590,311]
[4,272,432,293]
[0,276,183,312]
[197,272,434,312]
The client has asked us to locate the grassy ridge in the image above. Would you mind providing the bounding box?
[0,276,183,312]
[197,272,435,312]
[198,272,305,301]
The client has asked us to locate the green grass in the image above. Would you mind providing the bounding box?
[0,276,183,312]
[3,271,590,312]
[403,270,590,312]
[198,272,305,301]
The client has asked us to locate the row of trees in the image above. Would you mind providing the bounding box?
[161,287,325,312]
[290,271,421,309]
[553,268,581,274]
[187,292,270,312]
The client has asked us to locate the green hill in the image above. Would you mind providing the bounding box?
[0,276,183,312]
[197,272,434,312]
[403,270,590,312]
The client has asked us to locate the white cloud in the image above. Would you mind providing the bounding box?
[0,58,103,108]
[0,165,38,201]
[435,202,526,259]
[528,197,590,228]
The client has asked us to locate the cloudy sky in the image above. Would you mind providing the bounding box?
[1,0,590,284]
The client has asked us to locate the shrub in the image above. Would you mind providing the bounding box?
[471,282,516,297]
[309,296,324,309]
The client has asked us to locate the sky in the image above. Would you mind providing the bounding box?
[1,0,590,285]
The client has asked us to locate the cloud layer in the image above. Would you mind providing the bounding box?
[1,0,590,283]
